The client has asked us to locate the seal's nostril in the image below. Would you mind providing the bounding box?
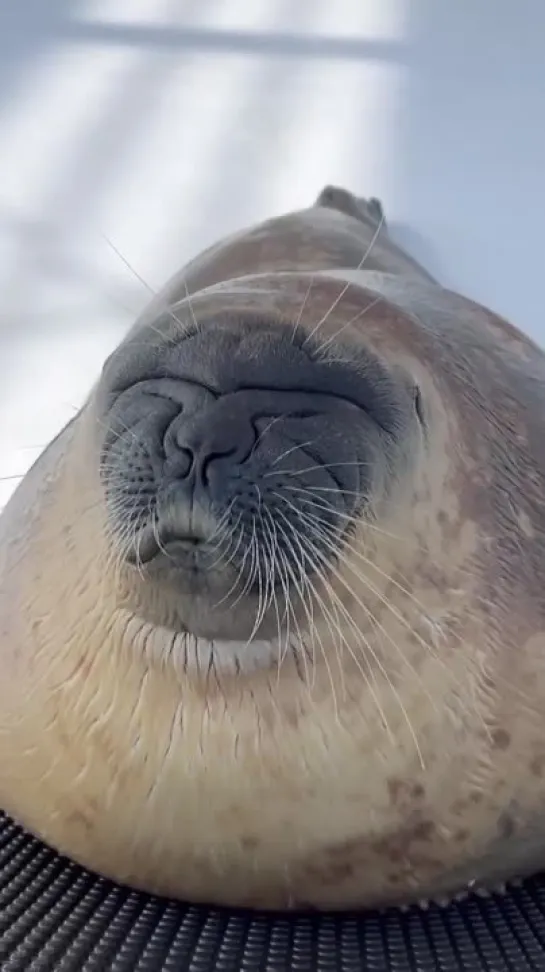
[201,447,238,486]
[167,446,194,480]
[170,403,257,488]
[177,447,194,478]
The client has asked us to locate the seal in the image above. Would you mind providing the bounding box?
[1,185,545,911]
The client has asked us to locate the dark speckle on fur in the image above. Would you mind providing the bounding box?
[387,778,426,806]
[530,755,545,777]
[491,729,511,750]
[497,812,516,840]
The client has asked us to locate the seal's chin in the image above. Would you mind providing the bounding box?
[171,629,294,676]
[121,596,299,676]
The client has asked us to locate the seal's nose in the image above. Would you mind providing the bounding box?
[166,398,257,494]
[155,399,258,554]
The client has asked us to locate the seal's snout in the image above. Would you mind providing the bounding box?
[97,314,418,639]
[165,396,257,495]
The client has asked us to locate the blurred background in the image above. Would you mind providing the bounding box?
[1,0,544,509]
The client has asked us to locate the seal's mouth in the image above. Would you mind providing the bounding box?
[126,524,209,568]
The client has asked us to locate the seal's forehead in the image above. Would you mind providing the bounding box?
[128,199,428,335]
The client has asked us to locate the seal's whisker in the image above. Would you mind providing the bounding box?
[107,498,145,583]
[316,297,383,357]
[270,438,320,470]
[206,510,242,571]
[265,506,304,676]
[273,515,335,701]
[101,232,189,339]
[243,503,271,649]
[290,567,321,691]
[282,515,396,744]
[101,519,128,585]
[282,483,369,498]
[285,497,495,740]
[281,485,441,605]
[180,275,199,336]
[264,459,371,479]
[276,510,355,706]
[267,515,295,672]
[101,484,152,526]
[232,516,260,611]
[296,510,441,722]
[303,206,385,346]
[280,484,435,555]
[299,501,463,652]
[133,508,146,580]
[275,507,363,674]
[299,584,342,721]
[316,573,415,753]
[282,562,314,688]
[274,490,366,530]
[272,490,533,716]
[282,518,347,694]
[286,513,426,765]
[292,276,315,345]
[201,500,236,553]
[263,504,286,632]
[207,502,235,545]
[284,496,449,665]
[217,524,255,612]
[95,411,149,455]
[151,505,170,562]
[210,520,253,610]
[208,514,244,572]
[260,509,284,663]
[249,415,285,461]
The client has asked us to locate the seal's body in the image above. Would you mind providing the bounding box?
[1,187,545,910]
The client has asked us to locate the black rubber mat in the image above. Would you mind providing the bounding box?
[3,812,545,971]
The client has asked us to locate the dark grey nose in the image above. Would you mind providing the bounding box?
[163,397,257,502]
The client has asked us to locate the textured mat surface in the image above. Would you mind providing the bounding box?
[3,812,545,971]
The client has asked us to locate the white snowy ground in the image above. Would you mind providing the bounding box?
[1,0,544,509]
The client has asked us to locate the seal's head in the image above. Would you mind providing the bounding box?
[3,186,545,911]
[96,304,423,668]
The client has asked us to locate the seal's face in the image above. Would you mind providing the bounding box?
[6,188,545,911]
[96,306,424,659]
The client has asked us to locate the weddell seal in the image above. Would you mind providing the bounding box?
[1,185,545,912]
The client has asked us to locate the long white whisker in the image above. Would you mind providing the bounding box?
[303,207,385,346]
[277,505,425,765]
[316,297,383,355]
[101,233,189,338]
